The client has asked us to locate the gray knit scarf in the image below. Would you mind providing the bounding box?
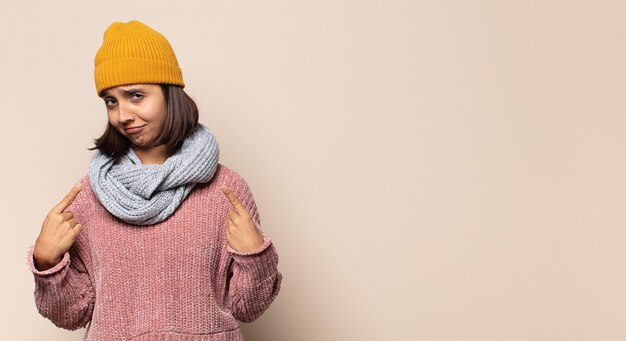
[88,123,220,226]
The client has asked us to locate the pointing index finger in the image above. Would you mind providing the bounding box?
[221,185,246,215]
[52,182,84,214]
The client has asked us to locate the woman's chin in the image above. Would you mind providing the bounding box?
[130,135,149,146]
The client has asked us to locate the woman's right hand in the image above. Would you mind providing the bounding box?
[33,182,84,271]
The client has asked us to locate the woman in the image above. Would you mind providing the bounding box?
[26,20,282,340]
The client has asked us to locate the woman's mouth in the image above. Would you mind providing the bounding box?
[125,125,145,134]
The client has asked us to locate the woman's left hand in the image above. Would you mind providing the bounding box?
[221,185,264,253]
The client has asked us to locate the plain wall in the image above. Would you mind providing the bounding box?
[1,0,625,340]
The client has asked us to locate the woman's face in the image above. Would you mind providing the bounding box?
[99,83,167,148]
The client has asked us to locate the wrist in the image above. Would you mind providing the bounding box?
[240,235,264,253]
[228,232,272,256]
[33,247,62,271]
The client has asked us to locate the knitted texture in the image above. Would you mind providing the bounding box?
[88,123,220,225]
[94,20,185,96]
[26,164,282,340]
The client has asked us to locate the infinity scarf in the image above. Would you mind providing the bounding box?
[88,123,220,226]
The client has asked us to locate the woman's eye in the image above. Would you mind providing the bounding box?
[132,93,143,100]
[104,98,115,106]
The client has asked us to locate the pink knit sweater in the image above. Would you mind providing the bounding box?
[26,164,282,340]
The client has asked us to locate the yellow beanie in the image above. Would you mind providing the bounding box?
[94,20,185,96]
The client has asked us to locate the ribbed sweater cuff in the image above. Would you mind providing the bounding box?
[228,235,278,284]
[226,232,272,256]
[26,245,70,279]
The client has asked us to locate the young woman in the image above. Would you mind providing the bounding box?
[26,20,282,340]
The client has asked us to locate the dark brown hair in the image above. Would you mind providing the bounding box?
[88,84,199,159]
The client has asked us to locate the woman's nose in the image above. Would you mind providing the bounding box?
[118,101,135,123]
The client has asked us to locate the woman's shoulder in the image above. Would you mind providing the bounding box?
[78,163,248,191]
[76,174,95,196]
[212,163,251,187]
[62,173,100,216]
[193,163,254,198]
[76,163,253,203]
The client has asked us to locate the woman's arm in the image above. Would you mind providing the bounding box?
[223,175,282,322]
[227,237,282,322]
[26,238,95,330]
[26,178,95,330]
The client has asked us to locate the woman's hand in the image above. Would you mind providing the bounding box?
[221,185,264,253]
[33,182,84,271]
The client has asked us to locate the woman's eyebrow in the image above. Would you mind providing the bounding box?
[99,87,144,98]
[120,87,144,95]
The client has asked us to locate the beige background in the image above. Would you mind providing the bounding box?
[1,0,625,340]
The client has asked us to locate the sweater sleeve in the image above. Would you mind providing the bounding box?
[26,176,96,330]
[26,243,95,330]
[225,174,282,323]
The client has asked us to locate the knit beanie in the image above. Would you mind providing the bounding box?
[94,20,185,96]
